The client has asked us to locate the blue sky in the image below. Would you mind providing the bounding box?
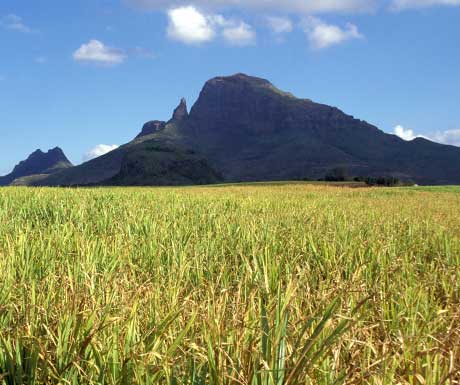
[1,0,459,174]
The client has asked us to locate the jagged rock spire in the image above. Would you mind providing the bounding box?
[172,97,188,121]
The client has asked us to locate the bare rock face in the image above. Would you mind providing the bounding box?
[135,98,187,139]
[0,147,73,186]
[136,120,166,138]
[171,98,188,121]
[187,74,360,137]
[179,73,460,184]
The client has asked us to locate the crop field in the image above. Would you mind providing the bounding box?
[0,184,459,384]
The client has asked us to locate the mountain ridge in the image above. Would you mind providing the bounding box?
[3,73,460,186]
[0,147,73,186]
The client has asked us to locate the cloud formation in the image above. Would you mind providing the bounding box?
[222,22,256,45]
[83,144,119,162]
[167,6,255,45]
[1,14,34,33]
[73,40,126,65]
[433,129,460,147]
[127,0,376,14]
[129,0,460,50]
[391,0,460,10]
[129,0,460,12]
[394,125,419,141]
[303,17,363,49]
[393,125,460,147]
[167,6,215,44]
[266,16,294,34]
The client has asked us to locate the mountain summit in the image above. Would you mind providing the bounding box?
[172,98,188,121]
[6,73,460,186]
[0,147,73,186]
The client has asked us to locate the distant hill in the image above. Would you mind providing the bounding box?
[4,73,460,186]
[0,147,73,186]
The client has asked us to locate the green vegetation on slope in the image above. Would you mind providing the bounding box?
[106,143,222,186]
[0,185,459,384]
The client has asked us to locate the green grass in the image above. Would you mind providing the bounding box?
[0,185,459,384]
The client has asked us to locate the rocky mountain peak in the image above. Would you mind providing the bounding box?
[208,73,271,86]
[186,73,314,139]
[21,147,69,166]
[136,120,166,139]
[0,147,73,186]
[172,97,188,121]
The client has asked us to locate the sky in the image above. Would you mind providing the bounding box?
[1,0,460,175]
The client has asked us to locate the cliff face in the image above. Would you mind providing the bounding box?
[178,74,460,184]
[0,147,73,186]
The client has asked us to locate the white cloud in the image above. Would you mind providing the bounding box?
[166,6,255,46]
[391,0,460,10]
[394,125,460,147]
[302,17,363,49]
[266,16,293,34]
[127,0,377,14]
[394,125,418,141]
[1,14,34,33]
[83,144,119,162]
[167,6,215,44]
[222,22,256,45]
[433,129,460,147]
[393,124,432,141]
[73,40,126,65]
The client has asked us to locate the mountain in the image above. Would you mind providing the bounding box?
[178,74,460,184]
[0,147,73,186]
[7,73,460,186]
[21,99,222,187]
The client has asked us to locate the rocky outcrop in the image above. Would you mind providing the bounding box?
[135,98,188,139]
[0,147,73,186]
[171,98,188,121]
[136,120,166,138]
